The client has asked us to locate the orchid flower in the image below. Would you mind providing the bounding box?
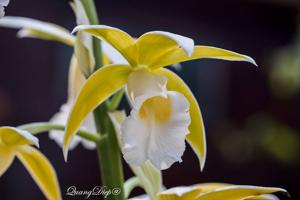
[0,126,61,200]
[129,183,288,200]
[0,0,9,18]
[63,25,257,171]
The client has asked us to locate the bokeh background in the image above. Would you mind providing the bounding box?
[0,0,299,199]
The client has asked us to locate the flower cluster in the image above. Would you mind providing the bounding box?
[0,1,289,200]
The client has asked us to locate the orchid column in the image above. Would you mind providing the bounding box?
[80,0,125,199]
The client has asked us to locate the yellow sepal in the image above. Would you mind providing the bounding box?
[63,64,132,159]
[72,25,137,66]
[0,144,15,176]
[136,31,194,67]
[150,45,257,69]
[197,185,286,200]
[16,146,62,200]
[155,68,206,170]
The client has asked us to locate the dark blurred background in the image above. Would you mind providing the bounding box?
[0,0,299,199]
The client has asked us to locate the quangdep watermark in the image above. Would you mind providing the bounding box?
[66,185,121,199]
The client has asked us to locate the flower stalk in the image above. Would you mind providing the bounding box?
[80,0,102,69]
[80,0,125,199]
[17,122,101,143]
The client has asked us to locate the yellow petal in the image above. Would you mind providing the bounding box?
[158,186,202,200]
[150,45,257,69]
[0,144,15,176]
[196,183,232,193]
[63,64,132,159]
[136,31,194,66]
[16,146,61,200]
[155,68,206,170]
[197,185,287,200]
[243,195,278,200]
[0,17,74,46]
[72,25,137,66]
[0,126,39,147]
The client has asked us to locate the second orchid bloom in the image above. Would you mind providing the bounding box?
[63,25,256,170]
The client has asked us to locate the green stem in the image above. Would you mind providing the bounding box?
[81,0,102,70]
[108,88,125,111]
[18,122,101,143]
[93,106,125,200]
[81,1,125,199]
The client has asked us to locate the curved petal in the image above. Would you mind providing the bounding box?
[147,91,190,170]
[126,69,167,108]
[0,126,39,147]
[0,17,74,46]
[72,25,137,66]
[197,183,232,193]
[0,144,15,176]
[63,64,132,160]
[121,115,149,166]
[16,146,61,200]
[155,68,206,170]
[150,45,257,69]
[136,31,194,66]
[122,76,159,165]
[158,186,202,200]
[121,91,190,170]
[197,185,287,200]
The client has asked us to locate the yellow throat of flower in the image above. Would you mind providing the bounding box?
[139,96,172,123]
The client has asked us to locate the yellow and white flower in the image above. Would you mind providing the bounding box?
[122,69,191,169]
[0,126,61,200]
[63,24,256,170]
[129,183,288,200]
[0,0,9,18]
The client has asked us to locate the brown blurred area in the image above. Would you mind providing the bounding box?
[0,0,299,199]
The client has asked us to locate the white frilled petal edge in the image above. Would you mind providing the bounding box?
[121,69,191,170]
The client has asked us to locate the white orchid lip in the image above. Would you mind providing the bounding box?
[121,69,191,170]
